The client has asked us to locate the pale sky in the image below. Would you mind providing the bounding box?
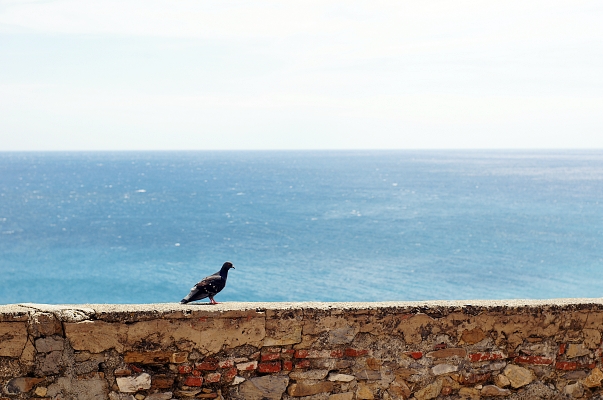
[0,0,601,151]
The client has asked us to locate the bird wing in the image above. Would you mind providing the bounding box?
[181,273,224,303]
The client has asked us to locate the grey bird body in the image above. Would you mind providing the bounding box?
[180,262,234,304]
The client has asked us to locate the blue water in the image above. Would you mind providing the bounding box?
[1,150,602,304]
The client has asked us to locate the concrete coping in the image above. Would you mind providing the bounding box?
[2,298,603,322]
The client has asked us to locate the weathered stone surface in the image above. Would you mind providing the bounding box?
[583,367,603,388]
[239,375,289,400]
[355,370,381,380]
[328,326,357,344]
[126,317,265,355]
[329,393,354,400]
[566,343,590,358]
[145,393,173,400]
[494,373,510,387]
[461,328,486,344]
[124,351,187,364]
[288,381,334,397]
[564,382,584,398]
[65,320,126,353]
[34,386,48,397]
[431,363,457,375]
[0,322,28,357]
[116,373,152,393]
[47,375,108,399]
[413,379,442,400]
[109,393,136,400]
[5,377,45,394]
[481,385,511,396]
[388,376,411,399]
[35,350,63,375]
[356,382,374,399]
[503,364,534,388]
[327,373,355,382]
[35,336,64,353]
[458,387,480,399]
[290,369,329,380]
[28,312,63,337]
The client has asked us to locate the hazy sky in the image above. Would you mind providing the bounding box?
[1,1,601,151]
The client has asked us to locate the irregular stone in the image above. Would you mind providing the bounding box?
[503,364,534,388]
[328,326,357,344]
[20,338,36,363]
[36,350,63,375]
[356,382,374,399]
[145,393,173,400]
[28,312,63,337]
[426,348,466,358]
[116,373,152,393]
[327,373,355,382]
[566,343,590,358]
[236,361,258,371]
[5,377,45,394]
[494,373,510,387]
[0,322,28,357]
[65,320,126,353]
[35,336,64,353]
[232,376,245,385]
[565,382,584,398]
[329,393,354,400]
[481,385,511,396]
[47,375,108,399]
[239,375,289,400]
[583,329,601,349]
[461,328,486,344]
[264,319,302,346]
[431,364,457,375]
[290,369,329,380]
[583,367,603,388]
[387,376,411,399]
[563,370,588,380]
[288,382,334,397]
[413,379,442,400]
[458,387,480,400]
[355,370,381,380]
[35,386,48,397]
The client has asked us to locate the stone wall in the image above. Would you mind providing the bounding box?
[2,300,603,399]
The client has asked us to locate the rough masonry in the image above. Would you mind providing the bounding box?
[2,299,603,399]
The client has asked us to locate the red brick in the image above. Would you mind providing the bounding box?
[283,349,296,354]
[205,372,221,383]
[223,367,237,382]
[514,356,554,365]
[295,350,309,359]
[441,386,452,396]
[196,361,218,371]
[258,361,281,373]
[184,376,203,387]
[405,352,423,360]
[151,375,174,389]
[192,370,202,377]
[178,365,193,374]
[582,363,597,369]
[434,343,447,350]
[218,360,234,369]
[469,352,504,362]
[295,360,311,369]
[283,361,293,371]
[344,348,369,357]
[236,361,258,371]
[261,353,281,362]
[558,344,567,356]
[556,362,577,371]
[330,350,344,358]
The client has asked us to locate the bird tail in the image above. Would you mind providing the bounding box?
[180,299,189,304]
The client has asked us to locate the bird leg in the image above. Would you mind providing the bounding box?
[209,297,219,305]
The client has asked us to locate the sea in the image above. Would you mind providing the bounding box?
[1,150,602,304]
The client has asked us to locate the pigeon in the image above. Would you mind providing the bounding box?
[180,262,235,305]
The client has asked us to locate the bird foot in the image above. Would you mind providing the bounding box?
[209,298,220,305]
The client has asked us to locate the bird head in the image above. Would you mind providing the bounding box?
[222,261,235,270]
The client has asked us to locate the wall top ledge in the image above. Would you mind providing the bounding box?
[1,298,603,322]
